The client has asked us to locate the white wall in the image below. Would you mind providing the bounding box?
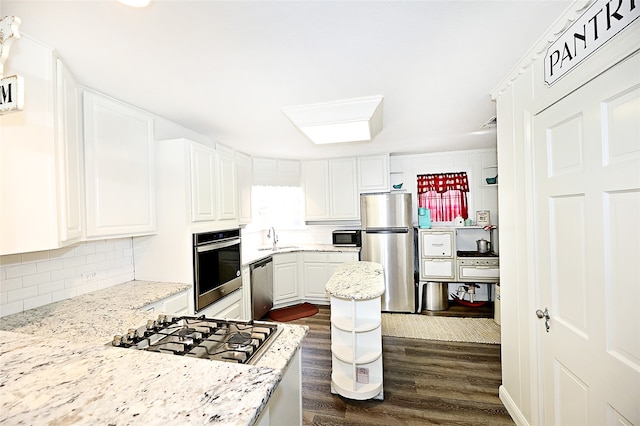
[390,148,499,227]
[0,238,134,317]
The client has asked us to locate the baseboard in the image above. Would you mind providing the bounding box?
[499,385,530,426]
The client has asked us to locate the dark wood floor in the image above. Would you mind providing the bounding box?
[288,306,513,426]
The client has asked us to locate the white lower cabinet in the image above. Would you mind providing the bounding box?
[303,252,359,303]
[142,290,190,316]
[273,253,301,307]
[255,347,302,426]
[197,288,243,319]
[330,296,383,400]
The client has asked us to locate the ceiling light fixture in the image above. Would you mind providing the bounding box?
[282,95,384,144]
[117,0,151,7]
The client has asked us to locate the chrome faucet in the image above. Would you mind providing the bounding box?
[267,226,278,250]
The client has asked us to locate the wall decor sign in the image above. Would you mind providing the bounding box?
[0,15,23,114]
[476,210,490,226]
[544,0,639,85]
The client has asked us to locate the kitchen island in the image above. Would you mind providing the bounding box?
[0,280,307,425]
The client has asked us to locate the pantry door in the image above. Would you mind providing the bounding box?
[533,52,640,426]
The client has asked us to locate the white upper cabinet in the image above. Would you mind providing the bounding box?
[236,152,252,224]
[56,59,84,244]
[83,90,156,238]
[0,36,84,255]
[301,160,331,220]
[302,158,359,221]
[189,143,217,222]
[328,158,359,219]
[252,158,300,186]
[216,144,238,221]
[357,154,390,193]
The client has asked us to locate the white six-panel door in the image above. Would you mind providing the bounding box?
[533,52,639,425]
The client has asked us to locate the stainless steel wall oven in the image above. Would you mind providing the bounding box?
[193,229,242,312]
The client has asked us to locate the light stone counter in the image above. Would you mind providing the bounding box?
[242,244,360,268]
[0,280,191,345]
[325,261,385,300]
[0,280,308,425]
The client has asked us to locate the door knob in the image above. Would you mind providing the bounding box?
[536,307,551,332]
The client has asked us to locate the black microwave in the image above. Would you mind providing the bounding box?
[332,230,361,247]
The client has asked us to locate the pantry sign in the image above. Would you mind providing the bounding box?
[545,0,639,85]
[0,15,23,114]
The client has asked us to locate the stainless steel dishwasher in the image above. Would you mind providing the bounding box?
[250,256,273,320]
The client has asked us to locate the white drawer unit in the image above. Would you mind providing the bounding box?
[418,229,456,281]
[457,258,500,282]
[420,259,455,281]
[420,230,454,257]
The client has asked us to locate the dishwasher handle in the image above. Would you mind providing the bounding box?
[251,256,273,271]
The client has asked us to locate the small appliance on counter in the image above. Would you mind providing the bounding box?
[112,315,281,365]
[418,207,431,228]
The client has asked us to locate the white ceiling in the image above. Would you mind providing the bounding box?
[1,0,572,159]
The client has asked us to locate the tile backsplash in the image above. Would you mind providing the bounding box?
[0,238,134,317]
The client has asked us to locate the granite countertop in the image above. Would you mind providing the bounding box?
[242,244,360,267]
[0,280,308,425]
[325,261,385,300]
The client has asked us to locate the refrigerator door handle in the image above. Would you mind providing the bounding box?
[364,228,410,234]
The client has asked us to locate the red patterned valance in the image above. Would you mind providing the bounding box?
[417,172,469,193]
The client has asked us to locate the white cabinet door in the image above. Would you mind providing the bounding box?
[56,59,84,244]
[302,253,330,300]
[329,158,359,220]
[302,159,358,221]
[189,143,217,222]
[273,253,300,306]
[302,160,330,220]
[303,252,360,302]
[0,37,84,254]
[83,90,156,238]
[357,155,390,193]
[216,145,238,221]
[236,152,252,224]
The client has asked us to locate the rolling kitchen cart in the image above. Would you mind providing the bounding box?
[326,261,385,400]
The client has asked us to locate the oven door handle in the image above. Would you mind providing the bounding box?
[196,239,240,252]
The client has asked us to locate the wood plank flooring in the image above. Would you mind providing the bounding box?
[288,306,513,426]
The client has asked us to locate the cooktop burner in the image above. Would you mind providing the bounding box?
[456,250,499,257]
[112,315,280,365]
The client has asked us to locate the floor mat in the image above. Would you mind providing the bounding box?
[268,302,319,322]
[381,313,501,344]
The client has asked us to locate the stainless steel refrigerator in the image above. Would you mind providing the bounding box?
[360,192,415,312]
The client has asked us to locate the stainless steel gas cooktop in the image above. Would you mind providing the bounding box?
[112,315,280,365]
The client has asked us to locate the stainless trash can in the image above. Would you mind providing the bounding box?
[424,282,449,311]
